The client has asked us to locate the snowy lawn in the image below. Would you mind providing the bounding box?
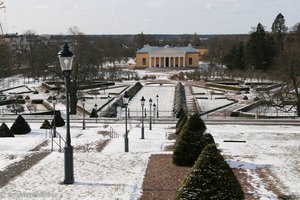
[125,85,175,118]
[208,125,300,199]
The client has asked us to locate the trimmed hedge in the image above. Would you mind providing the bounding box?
[10,115,31,135]
[173,113,212,166]
[175,114,188,135]
[173,82,187,118]
[175,144,244,200]
[40,120,52,129]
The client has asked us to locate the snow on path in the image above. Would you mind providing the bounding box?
[0,123,172,200]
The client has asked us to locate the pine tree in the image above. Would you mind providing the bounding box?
[272,13,288,51]
[176,144,244,200]
[10,115,31,135]
[0,123,14,137]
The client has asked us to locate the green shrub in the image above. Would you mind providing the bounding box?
[175,144,244,200]
[0,123,14,137]
[10,115,31,135]
[173,113,208,166]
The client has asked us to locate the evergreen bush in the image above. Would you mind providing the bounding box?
[173,113,210,166]
[40,120,52,129]
[175,115,188,135]
[175,144,244,200]
[10,115,31,135]
[0,123,14,137]
[51,112,65,127]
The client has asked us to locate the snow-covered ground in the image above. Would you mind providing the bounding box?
[0,121,300,199]
[125,85,175,118]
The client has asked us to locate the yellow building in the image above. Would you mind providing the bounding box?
[135,44,199,69]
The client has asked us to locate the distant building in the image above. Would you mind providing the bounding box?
[135,44,199,69]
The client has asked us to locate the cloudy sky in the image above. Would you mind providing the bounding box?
[1,0,300,35]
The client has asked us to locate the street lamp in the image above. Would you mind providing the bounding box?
[149,98,152,130]
[140,96,145,139]
[81,97,86,130]
[94,103,98,123]
[156,94,159,118]
[52,95,57,137]
[153,103,156,124]
[58,42,74,184]
[123,91,129,152]
[107,95,112,117]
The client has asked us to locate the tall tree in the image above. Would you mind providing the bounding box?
[271,13,288,51]
[245,23,276,71]
[268,23,300,116]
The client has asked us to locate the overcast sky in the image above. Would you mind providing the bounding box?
[1,0,300,35]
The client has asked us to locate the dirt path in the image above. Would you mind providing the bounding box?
[0,151,50,188]
[140,154,191,200]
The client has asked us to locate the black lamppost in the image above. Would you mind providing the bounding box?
[58,42,74,185]
[52,96,57,137]
[149,98,152,130]
[156,94,159,118]
[140,96,145,139]
[124,91,129,152]
[81,97,86,130]
[153,103,156,124]
[94,103,98,123]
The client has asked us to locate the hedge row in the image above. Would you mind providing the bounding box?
[173,113,244,199]
[173,82,187,118]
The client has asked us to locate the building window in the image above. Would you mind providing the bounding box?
[142,58,147,65]
[188,58,193,65]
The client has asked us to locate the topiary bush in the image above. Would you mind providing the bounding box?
[0,123,14,137]
[175,114,188,135]
[90,108,98,118]
[51,112,65,127]
[40,120,52,129]
[173,113,210,166]
[10,115,31,135]
[175,144,244,200]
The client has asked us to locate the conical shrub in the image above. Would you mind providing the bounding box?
[51,112,65,127]
[173,113,209,166]
[10,115,31,135]
[90,108,98,118]
[175,115,188,135]
[175,144,244,200]
[0,123,14,137]
[40,120,52,129]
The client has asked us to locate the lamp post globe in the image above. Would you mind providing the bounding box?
[123,91,129,152]
[58,42,74,185]
[140,96,145,139]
